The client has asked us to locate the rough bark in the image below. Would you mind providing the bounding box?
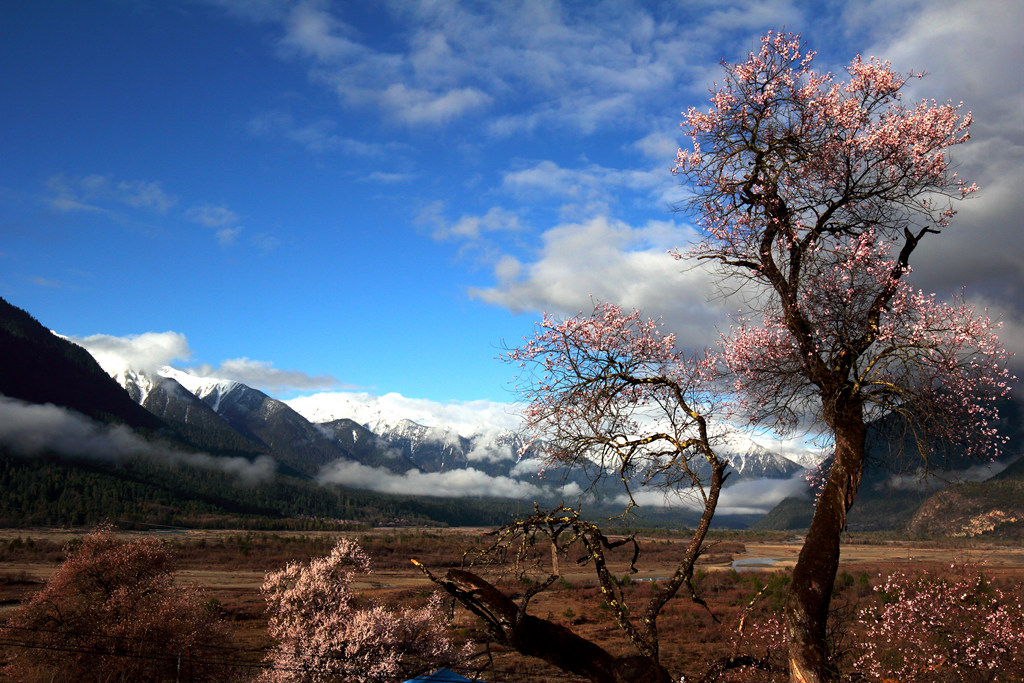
[425,567,673,683]
[785,399,866,683]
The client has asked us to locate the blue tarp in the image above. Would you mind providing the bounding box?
[402,667,475,682]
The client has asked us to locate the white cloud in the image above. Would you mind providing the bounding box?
[186,203,239,228]
[317,460,545,499]
[186,203,243,245]
[47,174,177,215]
[67,331,192,376]
[68,331,345,395]
[470,215,727,350]
[216,226,243,245]
[630,130,684,163]
[183,358,345,394]
[424,205,524,242]
[0,395,276,483]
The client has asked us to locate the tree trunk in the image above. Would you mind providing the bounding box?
[427,567,673,683]
[785,401,866,683]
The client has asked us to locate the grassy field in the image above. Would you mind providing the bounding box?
[3,527,1024,681]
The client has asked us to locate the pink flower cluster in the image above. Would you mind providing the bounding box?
[261,538,463,683]
[672,31,976,271]
[721,229,1012,460]
[0,526,219,681]
[856,565,1024,680]
[504,302,721,488]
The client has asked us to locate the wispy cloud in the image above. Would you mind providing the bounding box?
[186,358,346,394]
[186,203,244,245]
[186,203,239,228]
[47,174,177,215]
[44,175,261,249]
[422,204,524,242]
[247,110,388,155]
[360,171,416,184]
[502,159,682,217]
[211,0,805,132]
[619,471,810,516]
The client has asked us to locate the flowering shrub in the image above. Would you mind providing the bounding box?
[856,565,1024,681]
[0,525,224,682]
[260,538,465,683]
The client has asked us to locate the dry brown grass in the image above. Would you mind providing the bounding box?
[4,528,1024,680]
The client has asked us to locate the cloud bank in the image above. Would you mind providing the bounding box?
[68,331,345,396]
[317,459,581,500]
[0,395,276,484]
[619,471,811,516]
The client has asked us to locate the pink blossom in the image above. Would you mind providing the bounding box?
[260,538,466,683]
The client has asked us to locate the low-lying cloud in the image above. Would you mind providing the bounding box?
[618,472,811,517]
[0,395,276,484]
[287,390,524,436]
[881,459,1013,492]
[317,459,580,500]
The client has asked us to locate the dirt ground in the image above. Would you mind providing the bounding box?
[3,527,1024,681]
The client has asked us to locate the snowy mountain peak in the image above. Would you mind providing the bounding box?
[110,366,156,405]
[727,443,804,478]
[285,391,523,439]
[158,366,241,412]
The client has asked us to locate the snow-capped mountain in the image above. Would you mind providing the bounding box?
[287,391,528,474]
[286,391,523,441]
[105,364,356,474]
[725,443,805,479]
[95,355,820,505]
[159,367,243,413]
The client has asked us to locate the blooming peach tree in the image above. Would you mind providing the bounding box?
[261,538,464,683]
[0,526,224,682]
[855,565,1024,682]
[673,31,1013,682]
[416,302,733,683]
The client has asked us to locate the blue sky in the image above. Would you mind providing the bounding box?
[2,0,1022,411]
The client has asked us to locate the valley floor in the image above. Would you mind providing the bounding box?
[3,527,1024,681]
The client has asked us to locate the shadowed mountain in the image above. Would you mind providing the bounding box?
[157,368,357,476]
[113,367,270,459]
[0,297,165,432]
[752,396,1024,532]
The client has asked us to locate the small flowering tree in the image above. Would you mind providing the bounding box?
[261,538,463,683]
[672,31,1013,682]
[0,526,224,682]
[419,302,733,683]
[856,565,1024,682]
